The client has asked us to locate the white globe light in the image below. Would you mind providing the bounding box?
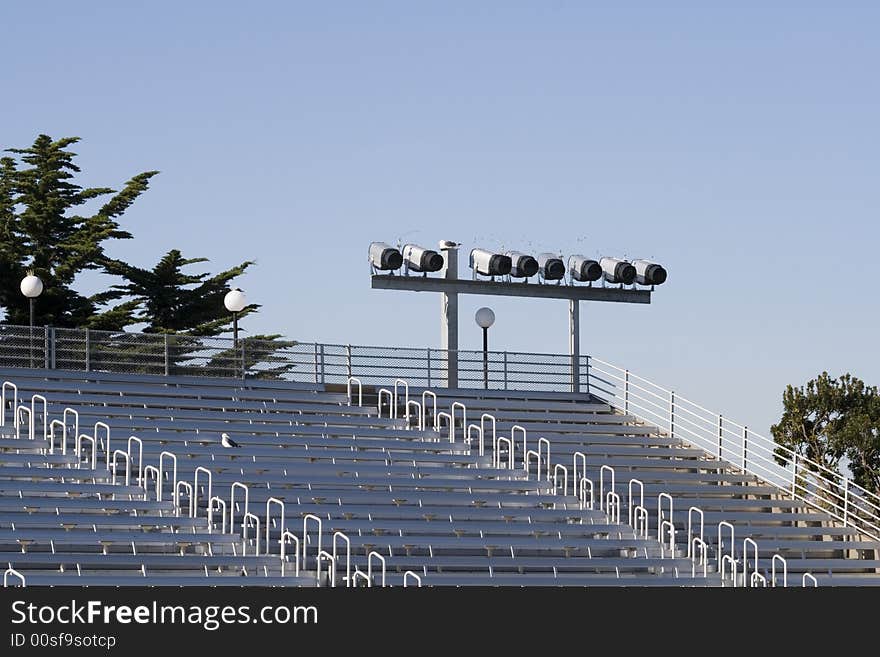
[475,307,495,329]
[224,288,247,313]
[20,274,43,299]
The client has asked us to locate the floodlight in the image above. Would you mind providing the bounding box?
[402,244,444,273]
[568,255,602,283]
[600,257,636,285]
[470,248,512,277]
[368,242,404,271]
[632,259,668,286]
[505,251,539,278]
[537,253,565,281]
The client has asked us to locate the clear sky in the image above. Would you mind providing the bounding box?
[2,1,878,436]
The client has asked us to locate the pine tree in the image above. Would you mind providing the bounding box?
[101,249,258,334]
[0,135,157,328]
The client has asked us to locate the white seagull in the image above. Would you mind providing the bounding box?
[220,432,240,448]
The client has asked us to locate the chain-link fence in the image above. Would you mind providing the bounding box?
[0,324,587,391]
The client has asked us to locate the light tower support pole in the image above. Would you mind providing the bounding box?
[569,299,579,393]
[439,242,459,389]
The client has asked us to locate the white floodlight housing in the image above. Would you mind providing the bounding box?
[369,242,403,271]
[402,243,444,273]
[632,259,667,286]
[537,253,565,280]
[600,257,636,285]
[568,255,602,283]
[470,248,512,277]
[505,251,539,278]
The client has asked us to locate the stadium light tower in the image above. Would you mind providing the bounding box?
[20,271,43,368]
[371,240,664,391]
[475,307,495,389]
[224,288,248,348]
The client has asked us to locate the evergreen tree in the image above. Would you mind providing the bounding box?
[101,249,258,334]
[0,135,157,328]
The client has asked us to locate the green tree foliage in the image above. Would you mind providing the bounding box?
[0,135,157,328]
[771,372,880,496]
[101,249,258,335]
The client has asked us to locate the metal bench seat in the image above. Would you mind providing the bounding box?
[0,497,174,512]
[0,453,81,467]
[340,553,701,573]
[12,572,315,586]
[2,552,287,571]
[318,518,637,539]
[91,417,417,436]
[0,513,210,532]
[46,402,391,426]
[26,391,348,415]
[0,465,117,483]
[212,487,572,509]
[415,572,712,586]
[433,399,613,413]
[93,422,447,445]
[0,367,324,393]
[0,480,147,496]
[495,421,660,436]
[0,527,235,545]
[13,378,350,405]
[295,533,670,555]
[410,386,597,403]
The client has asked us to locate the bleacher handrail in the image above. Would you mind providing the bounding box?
[772,554,787,588]
[3,567,25,588]
[346,376,363,407]
[266,497,286,556]
[1,381,18,428]
[403,571,422,587]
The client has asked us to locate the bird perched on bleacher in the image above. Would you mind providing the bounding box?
[220,432,240,448]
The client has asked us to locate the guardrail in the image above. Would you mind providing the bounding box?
[586,357,880,542]
[0,324,575,390]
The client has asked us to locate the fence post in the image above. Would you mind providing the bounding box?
[842,475,849,527]
[313,344,319,384]
[427,348,432,388]
[584,355,590,395]
[503,351,509,390]
[241,341,247,380]
[624,370,630,413]
[319,344,325,384]
[84,328,90,372]
[50,327,56,370]
[346,345,352,379]
[43,327,49,369]
[669,391,675,439]
[791,452,797,496]
[718,414,723,458]
[742,426,748,472]
[164,334,170,377]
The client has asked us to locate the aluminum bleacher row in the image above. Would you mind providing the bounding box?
[1,367,879,587]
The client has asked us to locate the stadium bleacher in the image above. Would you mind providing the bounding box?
[2,366,879,587]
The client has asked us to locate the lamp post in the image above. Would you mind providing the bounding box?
[224,288,247,377]
[474,307,495,390]
[20,271,43,368]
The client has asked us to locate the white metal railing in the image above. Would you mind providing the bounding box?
[587,356,880,541]
[3,567,25,588]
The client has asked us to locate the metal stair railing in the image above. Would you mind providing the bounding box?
[587,357,880,541]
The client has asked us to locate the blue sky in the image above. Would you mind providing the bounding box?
[2,2,878,435]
